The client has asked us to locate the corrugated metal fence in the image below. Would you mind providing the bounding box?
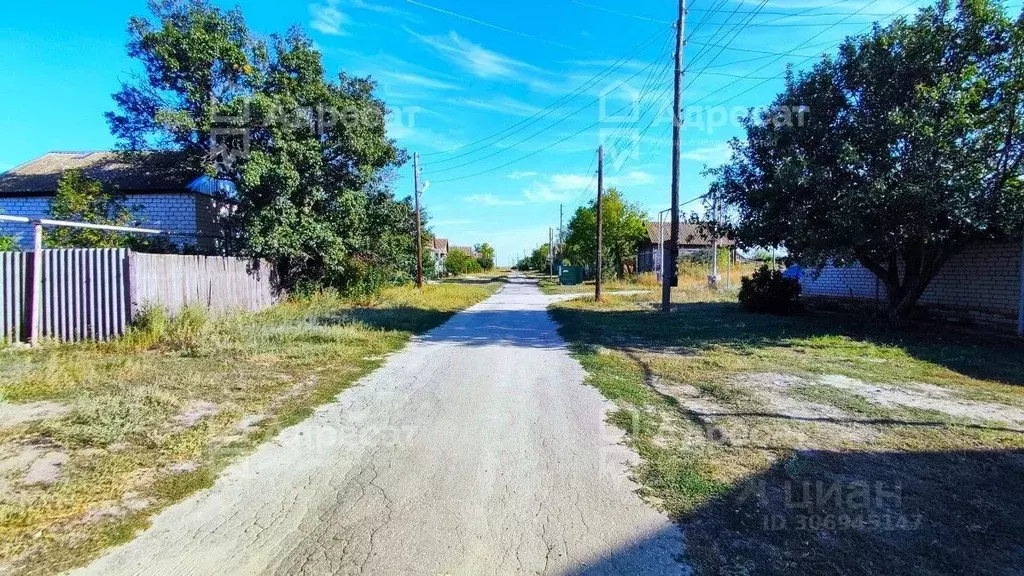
[1,249,278,344]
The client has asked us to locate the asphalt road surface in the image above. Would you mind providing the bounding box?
[76,275,684,575]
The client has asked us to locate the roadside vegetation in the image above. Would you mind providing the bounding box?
[551,287,1024,575]
[0,280,502,575]
[538,261,762,295]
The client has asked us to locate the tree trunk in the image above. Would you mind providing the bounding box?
[856,245,952,327]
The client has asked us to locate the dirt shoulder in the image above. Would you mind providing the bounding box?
[550,289,1024,576]
[0,282,502,576]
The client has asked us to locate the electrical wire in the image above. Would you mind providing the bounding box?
[420,25,673,159]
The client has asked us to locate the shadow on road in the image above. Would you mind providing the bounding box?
[565,448,1024,576]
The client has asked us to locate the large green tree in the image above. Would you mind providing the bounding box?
[107,0,415,293]
[709,0,1024,323]
[563,188,648,277]
[474,242,496,269]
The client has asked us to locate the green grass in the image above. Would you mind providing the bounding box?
[550,289,1024,576]
[0,280,502,575]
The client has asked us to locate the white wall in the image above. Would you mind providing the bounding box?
[800,243,1023,327]
[0,193,202,249]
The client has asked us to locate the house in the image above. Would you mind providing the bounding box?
[637,221,735,273]
[798,241,1024,333]
[429,237,449,277]
[0,151,233,250]
[450,245,479,259]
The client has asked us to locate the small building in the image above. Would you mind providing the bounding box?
[0,151,233,250]
[429,237,449,277]
[637,222,734,273]
[450,245,479,259]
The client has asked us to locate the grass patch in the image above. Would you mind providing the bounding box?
[0,280,502,575]
[550,286,1024,575]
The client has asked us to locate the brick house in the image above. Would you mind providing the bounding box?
[637,221,735,273]
[797,242,1024,333]
[0,151,233,250]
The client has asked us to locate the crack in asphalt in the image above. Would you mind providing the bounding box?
[73,276,688,576]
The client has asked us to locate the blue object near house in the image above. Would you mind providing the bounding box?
[783,264,803,279]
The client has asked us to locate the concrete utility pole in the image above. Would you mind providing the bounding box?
[413,153,423,289]
[559,204,564,249]
[709,193,720,289]
[596,146,604,301]
[662,0,686,313]
[30,222,42,345]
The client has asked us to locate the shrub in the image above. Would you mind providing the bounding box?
[738,265,802,314]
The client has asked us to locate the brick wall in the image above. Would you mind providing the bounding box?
[800,242,1023,327]
[0,192,218,249]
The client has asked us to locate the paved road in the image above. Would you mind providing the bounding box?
[77,276,684,575]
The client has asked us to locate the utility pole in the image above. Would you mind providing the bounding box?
[596,145,604,302]
[549,227,554,277]
[413,152,423,288]
[662,0,686,313]
[709,193,720,289]
[559,204,564,250]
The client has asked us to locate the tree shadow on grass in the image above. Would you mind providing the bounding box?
[317,307,456,335]
[551,301,1024,387]
[570,448,1024,576]
[440,275,509,285]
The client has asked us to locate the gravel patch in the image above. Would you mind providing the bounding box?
[819,374,1024,427]
[0,401,69,430]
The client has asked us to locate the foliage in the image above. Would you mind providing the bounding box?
[45,170,135,248]
[445,248,482,275]
[515,243,551,271]
[738,265,803,314]
[563,188,648,278]
[107,0,413,293]
[708,0,1024,323]
[474,242,496,270]
[0,235,17,251]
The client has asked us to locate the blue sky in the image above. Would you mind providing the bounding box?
[2,0,1016,264]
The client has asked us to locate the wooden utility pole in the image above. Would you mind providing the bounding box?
[709,193,719,289]
[559,204,564,249]
[662,0,686,313]
[549,227,554,277]
[596,145,604,302]
[413,152,423,288]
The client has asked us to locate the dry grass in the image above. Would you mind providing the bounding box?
[538,262,762,295]
[0,281,502,575]
[550,288,1024,575]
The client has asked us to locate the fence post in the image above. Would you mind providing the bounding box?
[29,222,42,345]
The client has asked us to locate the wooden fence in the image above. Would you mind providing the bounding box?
[1,249,279,344]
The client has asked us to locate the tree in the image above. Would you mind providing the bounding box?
[107,0,413,293]
[46,170,135,248]
[708,0,1024,323]
[474,242,496,269]
[446,249,481,275]
[0,236,16,252]
[563,188,648,277]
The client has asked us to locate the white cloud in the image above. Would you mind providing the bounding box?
[680,144,733,165]
[450,96,542,118]
[507,171,539,180]
[310,1,349,35]
[522,184,571,203]
[377,71,461,91]
[347,0,409,16]
[407,28,555,91]
[464,193,525,206]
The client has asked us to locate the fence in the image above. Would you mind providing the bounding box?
[1,249,279,344]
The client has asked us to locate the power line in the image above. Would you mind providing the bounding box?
[404,0,590,52]
[420,25,673,159]
[427,50,673,175]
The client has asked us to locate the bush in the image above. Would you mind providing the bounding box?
[738,265,802,314]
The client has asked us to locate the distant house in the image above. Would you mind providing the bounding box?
[429,237,449,277]
[450,245,479,259]
[0,151,233,250]
[637,221,734,273]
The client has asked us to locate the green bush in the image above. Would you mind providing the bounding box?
[738,265,802,314]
